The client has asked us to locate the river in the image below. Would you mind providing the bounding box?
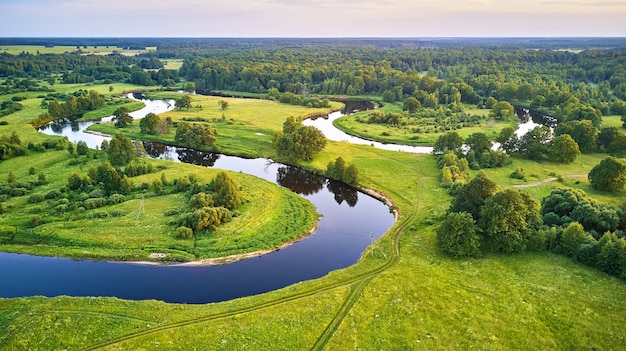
[5,96,547,303]
[2,95,395,304]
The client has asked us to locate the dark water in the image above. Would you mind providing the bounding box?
[514,106,557,128]
[5,106,395,303]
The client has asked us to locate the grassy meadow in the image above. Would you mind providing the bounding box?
[0,83,625,349]
[90,92,344,158]
[334,103,519,146]
[0,45,155,56]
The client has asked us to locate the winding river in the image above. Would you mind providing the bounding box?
[1,95,395,304]
[3,96,546,304]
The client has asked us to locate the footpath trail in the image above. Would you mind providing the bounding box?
[81,148,425,351]
[512,174,587,189]
[513,177,557,188]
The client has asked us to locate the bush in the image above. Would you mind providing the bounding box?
[28,193,45,204]
[52,204,68,215]
[88,211,109,219]
[30,215,41,227]
[84,197,107,210]
[9,188,28,197]
[510,168,526,180]
[108,194,126,205]
[176,226,194,239]
[45,189,63,199]
[109,210,126,218]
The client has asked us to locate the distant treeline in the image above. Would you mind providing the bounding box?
[0,53,178,86]
[1,37,625,52]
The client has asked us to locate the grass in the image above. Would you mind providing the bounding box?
[0,152,317,262]
[81,100,145,120]
[0,82,625,349]
[333,104,517,146]
[91,92,343,158]
[0,45,155,56]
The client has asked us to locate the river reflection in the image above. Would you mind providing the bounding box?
[276,165,327,196]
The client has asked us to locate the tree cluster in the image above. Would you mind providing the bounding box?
[326,157,359,186]
[139,113,173,135]
[273,117,327,162]
[438,172,543,256]
[46,89,104,119]
[176,172,243,237]
[437,171,626,280]
[497,126,582,163]
[174,122,217,149]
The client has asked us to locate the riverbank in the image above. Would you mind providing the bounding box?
[134,222,320,267]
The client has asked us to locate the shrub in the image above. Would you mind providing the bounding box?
[176,226,194,239]
[108,194,126,205]
[9,188,28,197]
[109,210,126,218]
[84,197,107,210]
[52,204,68,215]
[510,168,526,180]
[45,189,63,199]
[30,215,41,227]
[28,193,45,204]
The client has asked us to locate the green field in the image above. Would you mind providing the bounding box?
[0,45,155,56]
[90,92,343,158]
[1,82,625,350]
[333,104,518,146]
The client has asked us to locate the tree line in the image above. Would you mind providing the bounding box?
[437,172,626,280]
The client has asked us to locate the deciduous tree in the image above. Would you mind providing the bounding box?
[548,134,580,163]
[436,212,481,258]
[588,156,626,192]
[113,107,132,128]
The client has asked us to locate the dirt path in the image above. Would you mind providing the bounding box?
[513,177,557,188]
[513,174,587,188]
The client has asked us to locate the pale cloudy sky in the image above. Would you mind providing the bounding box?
[1,0,625,37]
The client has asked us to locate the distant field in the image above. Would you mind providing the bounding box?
[0,45,156,56]
[162,59,184,70]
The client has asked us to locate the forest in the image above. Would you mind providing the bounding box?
[0,37,625,350]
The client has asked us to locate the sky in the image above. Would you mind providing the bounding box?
[1,0,625,37]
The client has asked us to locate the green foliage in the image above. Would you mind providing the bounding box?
[175,94,192,109]
[366,110,403,125]
[465,132,491,155]
[113,106,132,128]
[588,156,626,192]
[548,134,580,164]
[449,171,497,220]
[510,167,526,180]
[403,96,421,113]
[326,157,360,186]
[174,121,216,149]
[555,120,598,153]
[597,127,621,150]
[139,112,160,134]
[76,140,89,156]
[176,226,194,239]
[478,189,542,253]
[432,131,463,155]
[490,101,514,120]
[107,134,136,166]
[180,206,232,232]
[541,187,621,236]
[46,90,104,119]
[218,99,229,110]
[211,171,242,210]
[518,126,551,160]
[559,222,590,257]
[566,104,602,127]
[273,117,327,161]
[436,211,481,258]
